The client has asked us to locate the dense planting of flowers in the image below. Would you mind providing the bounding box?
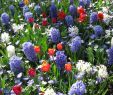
[0,0,113,95]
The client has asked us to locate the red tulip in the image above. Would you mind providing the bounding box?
[78,13,87,23]
[48,48,55,56]
[77,6,85,14]
[65,63,72,72]
[58,10,66,20]
[57,43,63,50]
[12,85,22,95]
[42,19,48,26]
[98,12,104,20]
[42,12,47,18]
[34,46,41,53]
[28,17,34,23]
[52,18,57,23]
[28,68,36,77]
[41,62,50,72]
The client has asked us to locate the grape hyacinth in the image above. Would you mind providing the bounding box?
[50,28,61,43]
[93,25,103,37]
[68,80,86,95]
[9,5,15,16]
[19,1,24,8]
[22,42,37,62]
[50,3,57,19]
[1,12,10,25]
[65,15,74,27]
[69,36,82,52]
[9,56,23,74]
[79,0,91,7]
[55,51,67,70]
[90,12,98,24]
[108,46,113,65]
[69,4,77,18]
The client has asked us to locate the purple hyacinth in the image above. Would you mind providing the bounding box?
[50,28,61,43]
[55,51,67,69]
[69,36,82,52]
[69,4,77,18]
[68,80,86,95]
[22,42,37,62]
[65,15,74,27]
[90,12,98,24]
[23,5,29,15]
[9,5,15,16]
[50,3,57,18]
[9,56,23,74]
[108,46,113,65]
[1,12,10,25]
[19,1,25,8]
[93,25,103,37]
[79,0,91,7]
[24,12,33,21]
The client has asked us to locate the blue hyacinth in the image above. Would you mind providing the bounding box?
[19,1,25,8]
[69,36,82,52]
[65,15,74,27]
[69,4,77,18]
[9,5,15,16]
[24,12,33,21]
[1,12,10,25]
[108,46,113,65]
[50,28,61,43]
[50,3,57,18]
[55,51,67,69]
[93,25,103,37]
[68,80,86,95]
[34,5,42,16]
[22,42,37,62]
[79,0,91,7]
[23,5,29,15]
[9,56,23,74]
[90,12,98,24]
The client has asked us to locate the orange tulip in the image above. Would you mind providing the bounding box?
[65,63,72,72]
[24,0,29,5]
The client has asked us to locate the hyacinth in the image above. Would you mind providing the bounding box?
[93,25,103,37]
[50,28,61,43]
[55,51,67,69]
[19,1,25,8]
[65,15,74,27]
[70,0,74,4]
[9,5,15,16]
[9,56,23,74]
[68,80,86,95]
[24,12,33,21]
[22,42,37,62]
[50,3,57,18]
[108,46,113,65]
[69,36,82,52]
[90,12,98,24]
[69,4,77,18]
[34,5,41,16]
[1,32,10,43]
[23,5,29,15]
[1,12,10,25]
[79,0,91,7]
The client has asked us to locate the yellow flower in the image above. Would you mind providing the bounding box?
[24,0,29,5]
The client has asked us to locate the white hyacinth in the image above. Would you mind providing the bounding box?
[44,88,56,95]
[111,37,113,47]
[6,45,15,58]
[97,65,108,78]
[76,60,92,74]
[68,26,79,37]
[1,32,10,43]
